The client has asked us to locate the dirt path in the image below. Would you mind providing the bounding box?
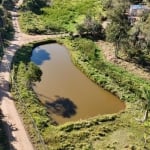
[97,40,150,80]
[0,13,34,150]
[1,1,150,149]
[0,2,67,150]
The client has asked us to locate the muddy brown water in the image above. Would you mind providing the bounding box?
[31,43,125,124]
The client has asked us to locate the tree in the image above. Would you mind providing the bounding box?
[16,62,42,89]
[27,62,42,83]
[141,88,150,122]
[101,0,113,10]
[21,0,51,13]
[126,12,150,64]
[140,15,150,46]
[71,38,99,61]
[0,5,14,59]
[77,14,103,39]
[129,0,143,4]
[105,1,130,58]
[2,0,15,10]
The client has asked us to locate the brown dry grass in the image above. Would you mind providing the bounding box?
[97,40,150,80]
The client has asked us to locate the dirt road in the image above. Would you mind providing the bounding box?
[0,2,64,150]
[0,11,34,150]
[2,1,150,149]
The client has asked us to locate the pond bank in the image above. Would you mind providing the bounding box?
[11,38,150,149]
[31,43,125,124]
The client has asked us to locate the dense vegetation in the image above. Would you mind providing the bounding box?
[19,0,150,67]
[2,0,16,10]
[19,0,105,34]
[62,38,150,103]
[11,43,52,149]
[8,0,150,149]
[106,0,150,66]
[0,2,14,149]
[10,38,150,149]
[0,2,14,60]
[21,0,51,13]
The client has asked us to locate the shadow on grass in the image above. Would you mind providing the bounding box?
[0,42,20,149]
[0,111,17,150]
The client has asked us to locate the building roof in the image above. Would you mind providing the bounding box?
[129,4,150,17]
[130,5,143,10]
[130,4,150,11]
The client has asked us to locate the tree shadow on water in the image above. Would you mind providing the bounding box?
[31,47,51,65]
[45,96,77,118]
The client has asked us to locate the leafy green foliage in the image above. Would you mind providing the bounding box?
[19,0,105,34]
[127,14,150,66]
[129,0,143,4]
[7,0,150,148]
[0,5,14,59]
[28,62,42,82]
[20,0,50,13]
[77,14,103,38]
[62,37,150,103]
[2,0,15,10]
[105,0,150,66]
[0,4,14,148]
[11,43,52,149]
[105,1,130,57]
[58,37,150,148]
[10,38,150,149]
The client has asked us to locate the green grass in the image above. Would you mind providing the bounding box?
[19,0,105,34]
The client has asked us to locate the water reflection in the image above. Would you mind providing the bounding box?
[32,43,125,124]
[45,96,77,118]
[31,47,50,65]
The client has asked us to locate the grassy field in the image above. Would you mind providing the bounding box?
[19,0,105,34]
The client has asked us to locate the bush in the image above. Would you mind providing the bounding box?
[19,0,105,34]
[61,37,150,103]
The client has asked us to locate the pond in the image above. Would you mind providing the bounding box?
[31,43,125,124]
